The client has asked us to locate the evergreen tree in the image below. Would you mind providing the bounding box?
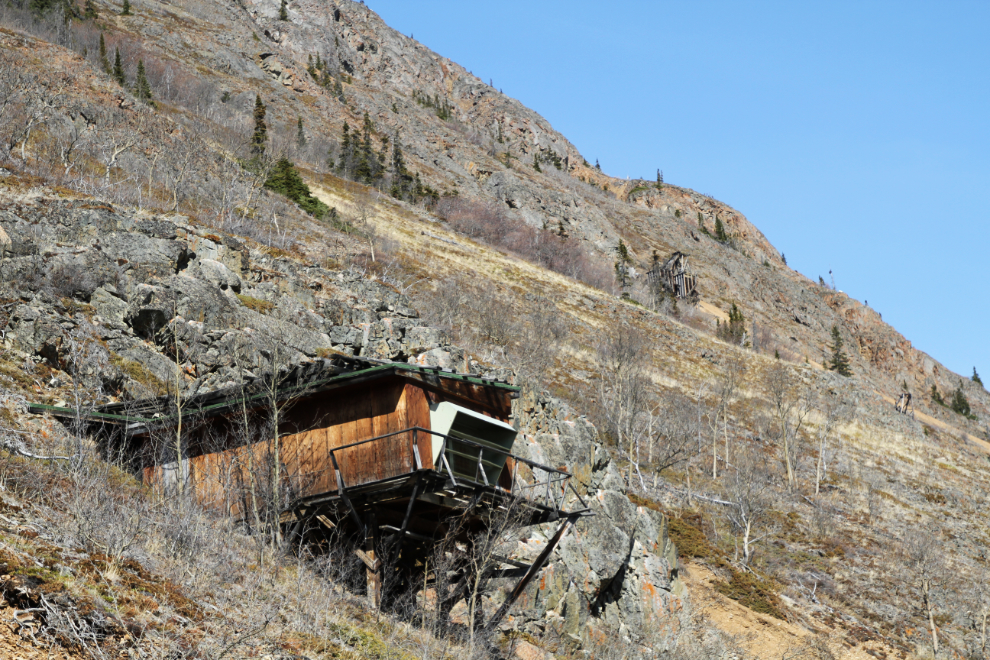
[296,116,306,147]
[112,47,126,86]
[781,253,787,265]
[333,75,345,102]
[595,159,601,170]
[973,367,983,387]
[951,384,972,417]
[717,303,746,344]
[533,155,541,172]
[714,216,728,242]
[250,94,267,157]
[931,384,944,405]
[827,325,852,376]
[278,0,288,20]
[353,111,375,184]
[99,33,111,74]
[84,0,97,19]
[134,60,153,105]
[614,240,632,292]
[121,0,131,15]
[656,168,664,189]
[337,121,351,175]
[265,158,330,218]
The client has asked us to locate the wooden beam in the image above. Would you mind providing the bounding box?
[484,516,575,634]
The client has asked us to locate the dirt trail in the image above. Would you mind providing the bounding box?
[873,391,990,454]
[681,562,900,660]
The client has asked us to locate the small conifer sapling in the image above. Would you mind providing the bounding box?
[251,94,267,157]
[827,325,852,376]
[973,367,983,387]
[99,33,111,74]
[134,60,153,105]
[113,47,126,86]
[279,0,288,20]
[121,0,131,15]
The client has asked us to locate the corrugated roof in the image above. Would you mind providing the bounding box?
[29,354,519,426]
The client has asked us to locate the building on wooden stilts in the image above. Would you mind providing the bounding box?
[31,355,590,624]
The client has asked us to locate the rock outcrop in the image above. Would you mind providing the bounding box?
[0,196,681,638]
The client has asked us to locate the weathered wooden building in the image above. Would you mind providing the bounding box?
[32,355,587,621]
[647,251,698,300]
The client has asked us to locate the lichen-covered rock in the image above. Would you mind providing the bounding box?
[499,392,684,645]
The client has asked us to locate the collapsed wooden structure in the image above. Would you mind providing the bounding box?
[31,355,589,626]
[646,251,698,300]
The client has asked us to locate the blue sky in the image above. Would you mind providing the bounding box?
[367,1,990,380]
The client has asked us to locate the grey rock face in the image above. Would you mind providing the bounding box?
[501,392,684,643]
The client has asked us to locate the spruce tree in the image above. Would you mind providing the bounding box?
[614,240,632,292]
[134,60,153,105]
[121,0,131,15]
[714,216,728,242]
[931,384,944,406]
[353,111,375,184]
[296,116,306,147]
[827,325,852,376]
[533,155,541,172]
[250,94,267,157]
[265,158,330,218]
[951,384,972,417]
[595,159,601,170]
[99,33,111,74]
[278,0,288,20]
[973,367,983,387]
[717,303,746,344]
[337,121,351,174]
[112,47,126,86]
[656,168,663,189]
[84,0,97,19]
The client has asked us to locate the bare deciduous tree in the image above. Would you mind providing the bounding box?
[813,388,849,496]
[901,533,950,656]
[593,326,652,486]
[721,447,777,564]
[707,356,745,479]
[764,362,812,488]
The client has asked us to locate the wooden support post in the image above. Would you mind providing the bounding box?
[364,510,381,610]
[484,515,575,634]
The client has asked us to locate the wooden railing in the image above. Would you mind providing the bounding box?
[283,426,586,517]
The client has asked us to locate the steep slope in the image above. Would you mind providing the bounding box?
[3,0,990,658]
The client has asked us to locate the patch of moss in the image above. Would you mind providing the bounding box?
[627,492,663,513]
[324,621,417,660]
[111,354,167,394]
[715,568,786,620]
[667,512,722,562]
[236,294,275,315]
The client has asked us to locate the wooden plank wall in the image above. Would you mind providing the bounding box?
[151,378,437,515]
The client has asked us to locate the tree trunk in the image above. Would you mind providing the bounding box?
[712,425,719,479]
[980,611,987,654]
[783,429,795,486]
[924,583,939,655]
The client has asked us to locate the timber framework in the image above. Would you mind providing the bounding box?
[647,250,698,300]
[31,355,590,627]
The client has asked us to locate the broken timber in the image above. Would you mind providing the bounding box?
[646,250,697,300]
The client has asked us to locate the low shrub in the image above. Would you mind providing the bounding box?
[434,197,614,292]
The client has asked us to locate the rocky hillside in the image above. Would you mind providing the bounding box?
[2,0,990,658]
